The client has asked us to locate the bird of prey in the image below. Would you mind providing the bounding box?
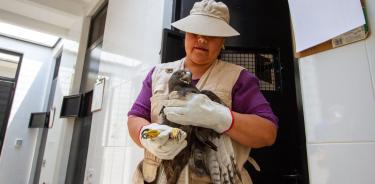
[153,69,241,184]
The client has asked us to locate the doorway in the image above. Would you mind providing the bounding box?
[172,0,309,183]
[0,49,22,155]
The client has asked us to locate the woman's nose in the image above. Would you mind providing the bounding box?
[197,35,207,44]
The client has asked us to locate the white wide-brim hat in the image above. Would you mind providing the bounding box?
[171,0,240,37]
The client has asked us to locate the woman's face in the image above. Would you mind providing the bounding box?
[184,32,224,66]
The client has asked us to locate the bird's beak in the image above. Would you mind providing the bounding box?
[180,71,192,84]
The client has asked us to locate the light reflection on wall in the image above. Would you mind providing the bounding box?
[63,40,80,55]
[96,50,152,183]
[102,80,132,147]
[101,51,142,68]
[8,58,42,124]
[99,51,149,147]
[0,22,60,47]
[61,39,80,95]
[300,57,323,141]
[58,67,75,95]
[309,146,329,184]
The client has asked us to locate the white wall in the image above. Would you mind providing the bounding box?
[84,0,173,183]
[299,1,375,184]
[0,36,53,184]
[37,17,90,184]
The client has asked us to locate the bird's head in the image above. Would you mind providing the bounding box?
[172,69,192,84]
[168,69,193,92]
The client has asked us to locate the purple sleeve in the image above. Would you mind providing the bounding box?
[232,70,279,126]
[127,67,155,122]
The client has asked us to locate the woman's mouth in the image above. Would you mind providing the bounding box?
[194,47,208,52]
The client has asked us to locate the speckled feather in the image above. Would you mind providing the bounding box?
[160,69,240,184]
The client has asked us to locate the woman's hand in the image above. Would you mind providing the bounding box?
[139,123,187,160]
[162,93,277,148]
[163,93,233,133]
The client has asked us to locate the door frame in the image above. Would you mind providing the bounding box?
[65,2,107,183]
[171,1,309,183]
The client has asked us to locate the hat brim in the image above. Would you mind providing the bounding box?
[171,14,240,37]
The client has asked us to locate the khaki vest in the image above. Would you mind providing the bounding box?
[133,59,254,184]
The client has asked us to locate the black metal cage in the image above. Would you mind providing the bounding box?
[220,47,282,93]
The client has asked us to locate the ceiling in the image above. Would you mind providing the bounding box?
[0,0,103,38]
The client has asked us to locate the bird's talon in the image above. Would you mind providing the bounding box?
[141,129,160,139]
[170,128,181,140]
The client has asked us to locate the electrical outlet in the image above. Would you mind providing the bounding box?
[15,139,23,148]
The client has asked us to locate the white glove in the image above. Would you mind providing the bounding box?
[163,93,233,133]
[140,123,187,160]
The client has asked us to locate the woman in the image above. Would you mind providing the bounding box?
[128,0,278,183]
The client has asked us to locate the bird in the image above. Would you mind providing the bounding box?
[141,69,241,183]
[160,69,240,184]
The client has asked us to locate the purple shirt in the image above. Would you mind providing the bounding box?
[128,67,278,126]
